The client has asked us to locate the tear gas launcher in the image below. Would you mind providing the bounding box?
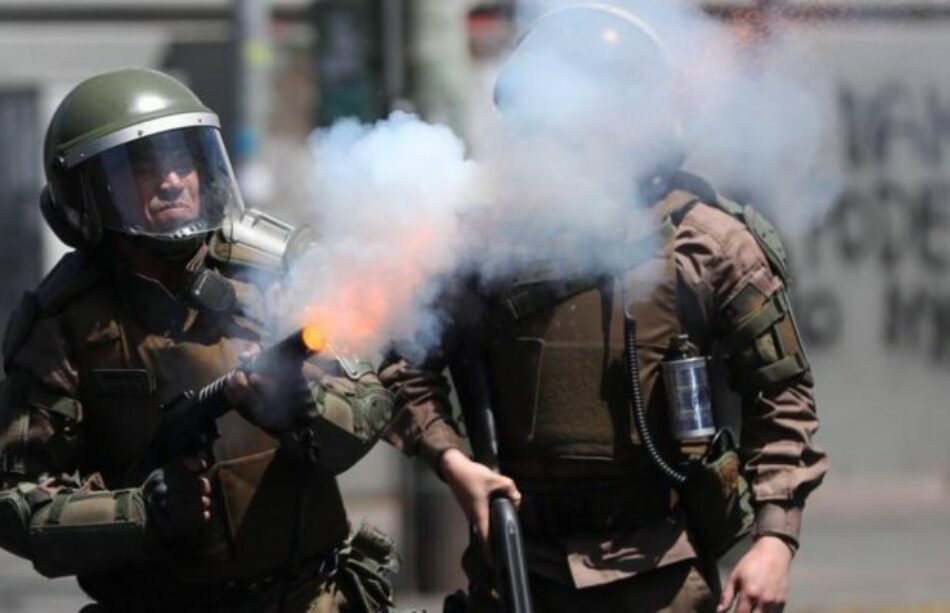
[140,328,322,471]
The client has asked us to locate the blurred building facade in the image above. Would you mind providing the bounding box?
[0,0,949,610]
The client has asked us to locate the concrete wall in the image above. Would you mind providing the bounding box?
[791,21,950,476]
[690,14,950,480]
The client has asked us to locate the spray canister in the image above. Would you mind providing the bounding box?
[661,335,715,441]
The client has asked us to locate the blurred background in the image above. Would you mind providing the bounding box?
[0,0,947,611]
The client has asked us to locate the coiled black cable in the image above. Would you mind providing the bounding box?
[623,315,687,486]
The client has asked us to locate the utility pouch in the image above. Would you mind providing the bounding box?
[29,488,148,578]
[0,485,36,558]
[682,429,753,558]
[336,522,399,613]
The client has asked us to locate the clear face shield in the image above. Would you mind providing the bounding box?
[76,126,243,241]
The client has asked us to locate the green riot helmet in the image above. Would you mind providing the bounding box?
[494,3,683,166]
[42,68,244,250]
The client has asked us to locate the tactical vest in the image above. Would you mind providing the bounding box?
[58,264,348,582]
[2,208,349,586]
[484,190,699,489]
[482,170,797,493]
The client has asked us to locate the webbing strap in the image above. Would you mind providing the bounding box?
[114,490,133,523]
[502,219,676,322]
[725,292,789,352]
[23,486,52,510]
[503,277,601,322]
[750,353,810,389]
[45,492,72,526]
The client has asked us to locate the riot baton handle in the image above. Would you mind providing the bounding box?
[451,353,535,613]
[490,493,534,613]
[451,355,499,468]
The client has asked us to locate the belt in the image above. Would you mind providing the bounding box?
[517,479,672,538]
[79,550,341,613]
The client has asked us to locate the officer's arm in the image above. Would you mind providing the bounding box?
[676,208,828,551]
[719,276,827,551]
[0,303,157,579]
[275,361,400,475]
[229,274,399,475]
[378,357,464,474]
[0,371,156,578]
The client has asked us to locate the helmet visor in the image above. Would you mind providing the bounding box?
[78,126,243,239]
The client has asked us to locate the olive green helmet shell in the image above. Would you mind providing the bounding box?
[43,68,223,248]
[45,68,214,170]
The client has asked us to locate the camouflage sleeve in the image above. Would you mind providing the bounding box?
[378,358,463,473]
[2,290,85,479]
[0,374,82,490]
[0,372,156,577]
[0,316,153,577]
[675,204,829,548]
[0,371,80,561]
[281,361,398,475]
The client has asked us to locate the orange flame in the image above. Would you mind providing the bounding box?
[299,225,440,357]
[302,324,329,352]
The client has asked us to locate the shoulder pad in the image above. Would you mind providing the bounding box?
[715,196,790,283]
[665,171,791,282]
[208,209,317,272]
[712,194,744,218]
[3,251,102,367]
[742,205,790,283]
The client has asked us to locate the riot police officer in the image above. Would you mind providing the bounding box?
[382,5,828,612]
[0,68,398,612]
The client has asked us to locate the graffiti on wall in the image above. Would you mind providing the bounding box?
[795,80,950,362]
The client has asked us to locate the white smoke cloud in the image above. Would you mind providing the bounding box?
[279,112,479,360]
[278,0,840,360]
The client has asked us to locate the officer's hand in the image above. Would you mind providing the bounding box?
[142,456,212,542]
[439,448,521,561]
[225,348,312,433]
[223,346,262,413]
[224,368,282,429]
[717,535,793,613]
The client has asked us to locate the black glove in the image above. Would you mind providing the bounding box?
[228,359,316,434]
[141,456,211,543]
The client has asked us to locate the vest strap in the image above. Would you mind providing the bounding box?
[501,219,677,322]
[114,489,133,523]
[45,492,73,526]
[723,291,789,353]
[748,352,811,389]
[666,170,791,283]
[503,276,600,322]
